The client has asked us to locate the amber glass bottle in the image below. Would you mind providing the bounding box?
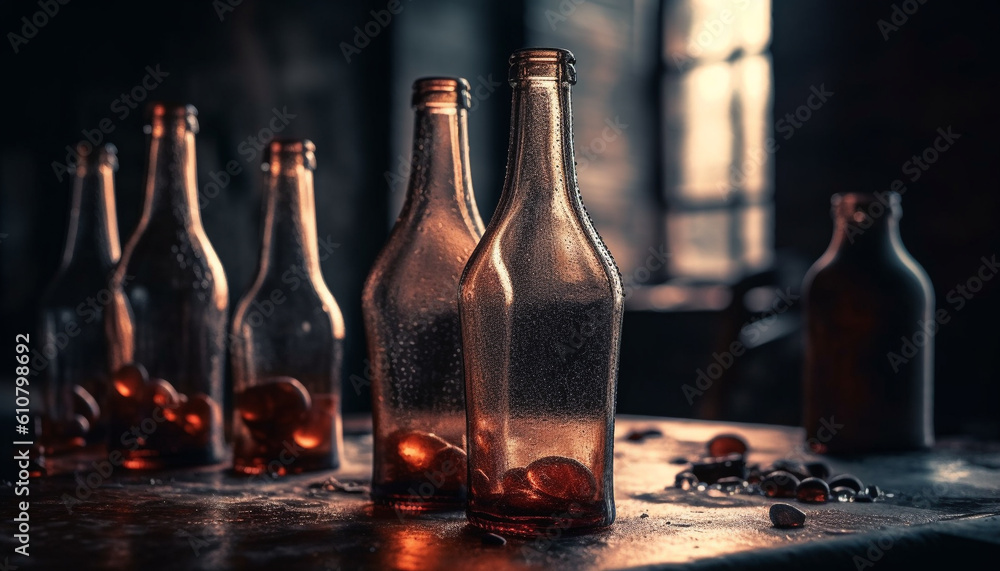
[460,49,624,535]
[363,78,484,510]
[107,103,228,468]
[803,192,934,453]
[38,142,121,455]
[231,139,345,475]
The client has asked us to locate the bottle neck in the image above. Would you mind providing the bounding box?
[399,104,481,228]
[830,207,903,257]
[62,161,120,272]
[503,79,578,207]
[259,163,322,277]
[142,123,203,230]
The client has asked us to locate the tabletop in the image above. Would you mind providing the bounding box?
[3,415,999,570]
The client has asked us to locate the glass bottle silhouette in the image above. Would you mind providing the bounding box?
[803,192,934,453]
[231,139,345,475]
[107,103,228,469]
[459,48,624,535]
[363,78,484,510]
[38,142,121,457]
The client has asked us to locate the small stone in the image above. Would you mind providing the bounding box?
[796,477,831,503]
[625,428,663,442]
[854,493,874,503]
[691,453,746,484]
[760,470,800,498]
[113,363,148,399]
[674,471,698,491]
[707,433,748,457]
[866,485,882,499]
[769,503,805,528]
[805,461,831,479]
[525,456,597,501]
[831,486,856,502]
[481,533,507,546]
[640,513,649,518]
[827,474,864,493]
[769,459,810,480]
[669,456,689,465]
[717,476,745,489]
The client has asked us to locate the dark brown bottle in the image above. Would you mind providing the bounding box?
[231,139,345,476]
[803,192,934,453]
[363,78,484,510]
[107,103,228,468]
[38,142,121,456]
[460,49,624,535]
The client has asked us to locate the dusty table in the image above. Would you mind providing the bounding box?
[4,415,1000,570]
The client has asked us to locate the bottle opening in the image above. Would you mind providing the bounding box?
[412,77,472,110]
[263,139,317,171]
[831,192,901,221]
[508,48,577,85]
[144,102,199,135]
[75,142,119,171]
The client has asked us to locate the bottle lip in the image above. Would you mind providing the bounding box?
[144,102,200,134]
[263,138,317,171]
[831,192,902,220]
[412,77,473,109]
[75,142,119,171]
[509,47,577,85]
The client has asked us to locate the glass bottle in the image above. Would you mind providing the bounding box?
[231,139,345,475]
[38,142,121,456]
[802,192,934,453]
[459,49,625,535]
[107,103,228,469]
[363,78,485,510]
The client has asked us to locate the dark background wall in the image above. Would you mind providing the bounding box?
[0,0,997,439]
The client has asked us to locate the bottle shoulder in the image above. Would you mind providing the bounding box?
[234,272,344,338]
[461,204,623,303]
[804,247,933,303]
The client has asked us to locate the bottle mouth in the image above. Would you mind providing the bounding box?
[263,139,317,171]
[509,47,577,85]
[831,192,901,221]
[75,142,118,171]
[412,77,473,109]
[145,102,199,134]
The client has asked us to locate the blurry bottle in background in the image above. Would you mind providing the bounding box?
[231,139,345,475]
[363,78,484,510]
[803,192,934,454]
[106,103,228,469]
[37,142,121,458]
[460,49,624,535]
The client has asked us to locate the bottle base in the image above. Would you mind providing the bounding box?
[466,509,612,537]
[371,484,466,513]
[233,453,339,476]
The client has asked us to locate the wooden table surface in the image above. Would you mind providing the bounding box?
[3,415,999,570]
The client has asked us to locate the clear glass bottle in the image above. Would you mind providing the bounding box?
[363,78,485,510]
[38,142,121,456]
[231,139,345,475]
[460,48,624,535]
[107,103,228,469]
[803,192,934,453]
